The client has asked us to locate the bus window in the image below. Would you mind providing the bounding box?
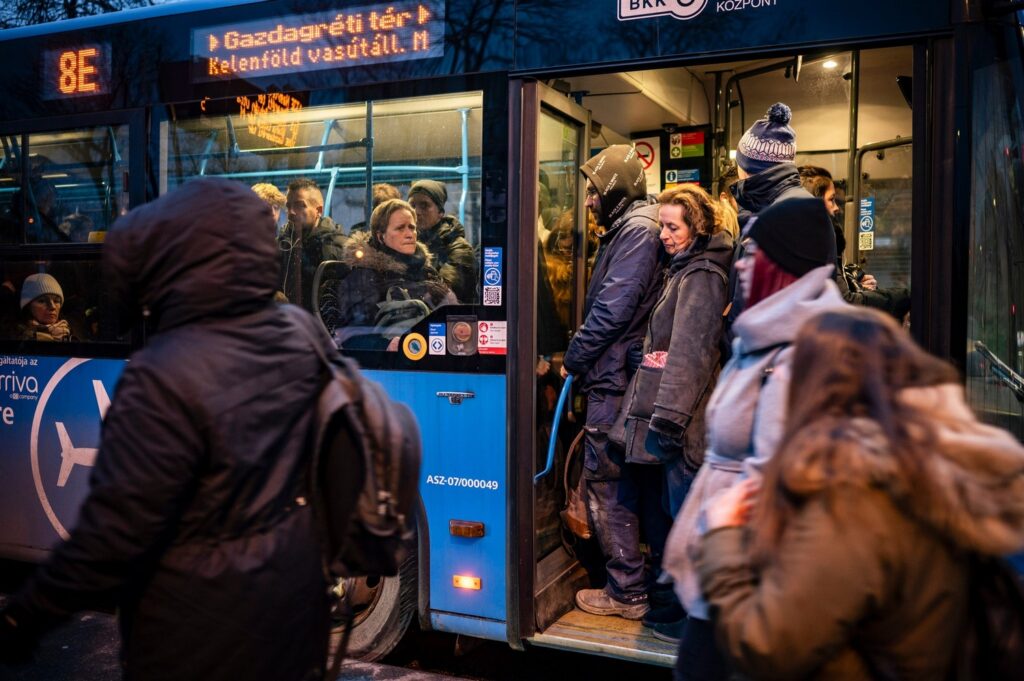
[966,45,1024,440]
[0,126,130,245]
[0,260,126,346]
[160,91,483,348]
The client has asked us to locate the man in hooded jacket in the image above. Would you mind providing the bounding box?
[0,178,333,681]
[560,144,665,619]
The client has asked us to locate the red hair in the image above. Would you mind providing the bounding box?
[746,249,799,308]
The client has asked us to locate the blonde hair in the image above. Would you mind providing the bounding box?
[251,183,285,208]
[656,184,723,237]
[370,199,417,240]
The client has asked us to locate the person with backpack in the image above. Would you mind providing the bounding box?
[695,306,1024,680]
[663,197,844,680]
[328,198,455,350]
[560,144,666,620]
[608,184,735,643]
[0,178,335,681]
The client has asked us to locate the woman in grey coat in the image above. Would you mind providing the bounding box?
[612,185,735,639]
[664,197,846,681]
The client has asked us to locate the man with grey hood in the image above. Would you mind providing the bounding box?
[560,144,665,619]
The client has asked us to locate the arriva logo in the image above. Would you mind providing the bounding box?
[619,0,708,21]
[30,358,115,540]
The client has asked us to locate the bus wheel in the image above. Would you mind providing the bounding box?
[330,548,417,662]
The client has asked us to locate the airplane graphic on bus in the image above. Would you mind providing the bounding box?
[54,379,110,488]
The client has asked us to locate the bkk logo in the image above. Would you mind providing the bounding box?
[618,0,777,21]
[30,358,114,540]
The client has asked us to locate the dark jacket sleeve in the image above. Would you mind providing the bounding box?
[696,486,895,681]
[650,268,727,439]
[9,364,204,633]
[440,236,478,303]
[563,225,661,375]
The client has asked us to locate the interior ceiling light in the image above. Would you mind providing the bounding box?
[823,60,839,70]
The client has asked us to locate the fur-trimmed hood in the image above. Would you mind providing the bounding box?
[341,230,434,276]
[780,383,1024,555]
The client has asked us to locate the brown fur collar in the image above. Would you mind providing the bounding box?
[780,384,1024,555]
[340,230,433,275]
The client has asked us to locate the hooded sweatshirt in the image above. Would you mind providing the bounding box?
[696,385,1024,680]
[565,145,664,393]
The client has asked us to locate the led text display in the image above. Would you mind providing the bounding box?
[42,44,110,100]
[236,93,303,147]
[191,1,445,82]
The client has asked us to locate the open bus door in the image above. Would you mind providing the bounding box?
[509,78,678,665]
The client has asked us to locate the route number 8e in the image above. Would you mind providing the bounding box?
[58,48,99,95]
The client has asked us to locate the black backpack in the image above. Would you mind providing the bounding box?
[285,305,421,579]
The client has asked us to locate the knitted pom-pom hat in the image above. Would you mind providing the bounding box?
[736,103,797,176]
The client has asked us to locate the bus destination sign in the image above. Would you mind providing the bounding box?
[42,44,111,100]
[191,1,445,82]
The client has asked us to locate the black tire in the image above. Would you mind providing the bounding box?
[329,547,418,663]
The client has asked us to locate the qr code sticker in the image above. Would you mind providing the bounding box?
[483,286,502,306]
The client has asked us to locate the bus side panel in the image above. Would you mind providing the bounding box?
[0,356,125,561]
[366,370,507,623]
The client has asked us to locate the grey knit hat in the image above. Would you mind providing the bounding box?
[736,103,797,175]
[20,273,63,310]
[408,180,448,211]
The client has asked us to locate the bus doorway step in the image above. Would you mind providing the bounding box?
[527,608,677,667]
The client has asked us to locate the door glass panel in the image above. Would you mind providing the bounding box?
[160,91,483,349]
[966,54,1024,439]
[857,143,912,293]
[0,126,129,244]
[535,107,583,560]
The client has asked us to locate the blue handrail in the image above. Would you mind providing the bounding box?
[535,374,572,484]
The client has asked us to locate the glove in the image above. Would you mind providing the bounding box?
[0,604,37,666]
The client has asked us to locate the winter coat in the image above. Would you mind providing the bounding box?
[731,163,813,230]
[8,178,331,681]
[279,215,348,311]
[563,198,664,394]
[611,231,734,469]
[664,264,845,619]
[419,214,477,304]
[330,231,454,350]
[696,384,1024,681]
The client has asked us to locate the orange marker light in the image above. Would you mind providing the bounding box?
[452,575,481,590]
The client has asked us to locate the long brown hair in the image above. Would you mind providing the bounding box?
[750,307,958,563]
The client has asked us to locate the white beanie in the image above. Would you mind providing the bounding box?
[20,273,64,310]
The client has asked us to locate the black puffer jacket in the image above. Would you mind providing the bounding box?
[279,215,349,311]
[329,231,454,349]
[6,178,331,681]
[731,163,812,230]
[419,215,477,304]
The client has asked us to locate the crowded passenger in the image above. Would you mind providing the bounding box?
[559,144,666,620]
[329,198,454,350]
[799,165,911,321]
[610,185,735,641]
[664,197,844,680]
[17,273,73,342]
[713,163,741,239]
[250,182,286,229]
[278,178,348,311]
[696,306,1024,680]
[407,179,478,303]
[350,183,402,234]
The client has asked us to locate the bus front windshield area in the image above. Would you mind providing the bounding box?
[161,91,483,352]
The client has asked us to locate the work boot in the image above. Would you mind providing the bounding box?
[575,588,649,620]
[651,617,686,644]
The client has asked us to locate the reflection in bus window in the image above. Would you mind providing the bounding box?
[0,260,125,345]
[161,91,483,346]
[0,126,129,244]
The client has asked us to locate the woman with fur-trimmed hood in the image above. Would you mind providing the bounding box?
[695,307,1024,680]
[330,198,454,350]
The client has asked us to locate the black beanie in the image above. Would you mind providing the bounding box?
[408,180,448,211]
[746,197,837,277]
[580,144,647,225]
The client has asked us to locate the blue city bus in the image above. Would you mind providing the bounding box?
[1,0,1023,666]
